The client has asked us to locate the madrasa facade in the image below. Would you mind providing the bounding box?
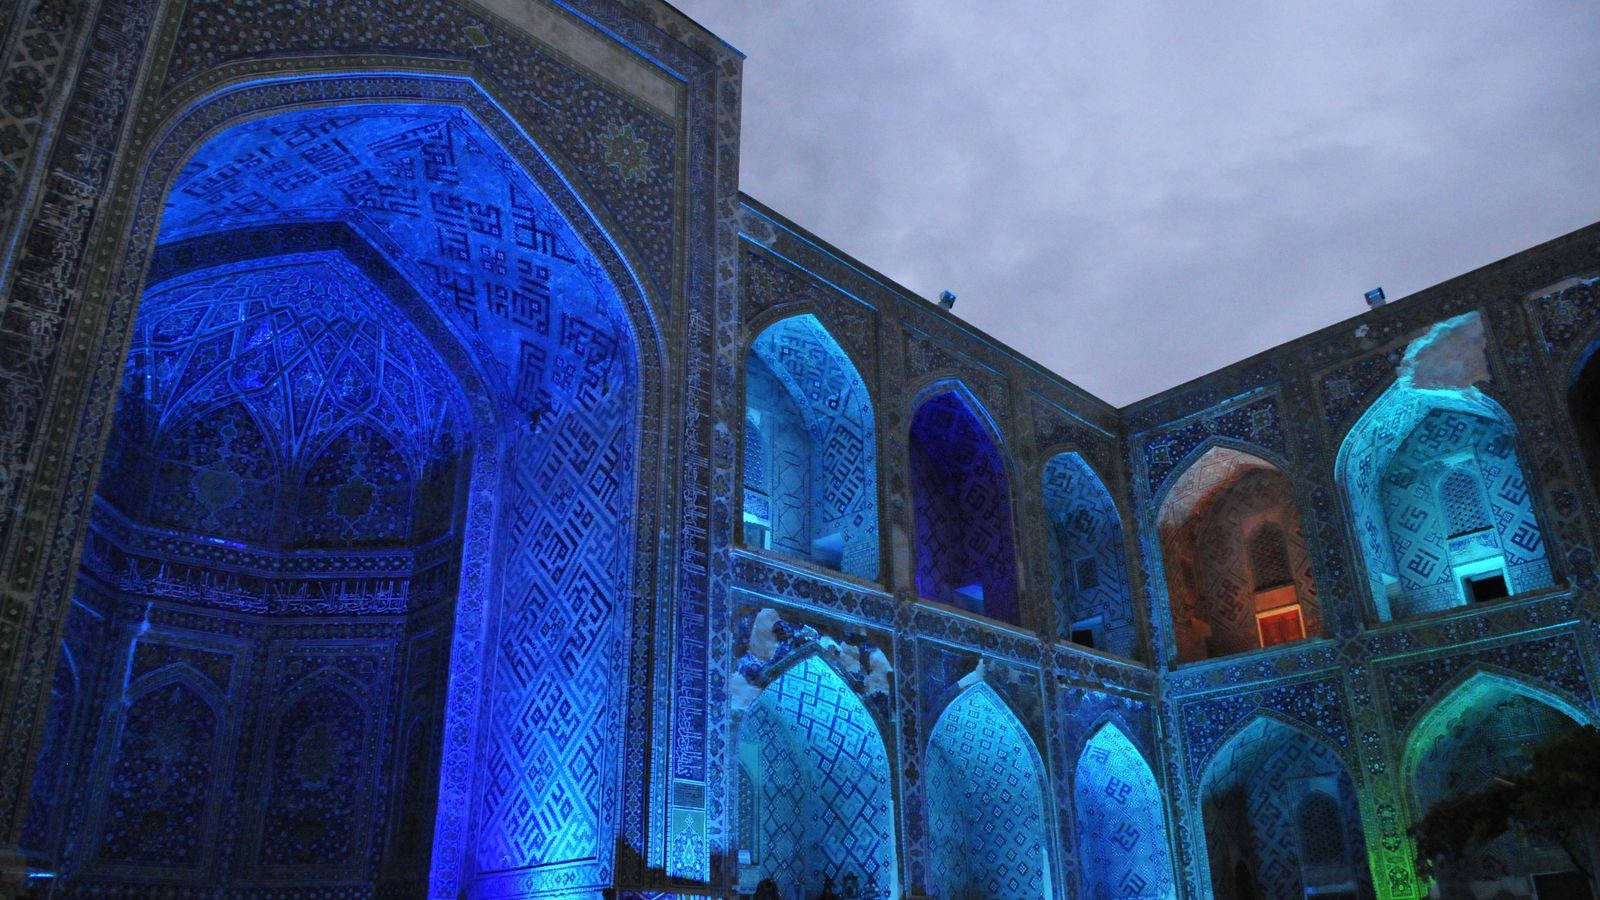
[2,1,1600,898]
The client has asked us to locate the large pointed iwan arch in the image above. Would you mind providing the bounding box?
[1155,442,1320,662]
[742,313,880,579]
[924,683,1053,898]
[908,383,1021,624]
[22,73,669,898]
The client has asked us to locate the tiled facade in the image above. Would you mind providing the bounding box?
[1,0,1598,897]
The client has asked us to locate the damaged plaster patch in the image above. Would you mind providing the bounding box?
[731,607,894,711]
[1396,311,1489,392]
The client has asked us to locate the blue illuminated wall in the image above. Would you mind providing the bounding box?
[22,247,471,892]
[736,654,896,896]
[743,315,879,578]
[1042,452,1135,656]
[1073,724,1174,900]
[1200,718,1371,900]
[24,101,639,896]
[909,390,1020,624]
[924,685,1052,898]
[1339,383,1550,620]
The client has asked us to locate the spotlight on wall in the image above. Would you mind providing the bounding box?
[937,290,957,310]
[1365,287,1386,308]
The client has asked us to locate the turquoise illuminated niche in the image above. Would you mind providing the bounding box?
[925,684,1052,898]
[735,654,896,896]
[1336,379,1551,621]
[1074,723,1175,900]
[742,315,880,579]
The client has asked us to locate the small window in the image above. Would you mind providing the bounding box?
[1074,556,1099,591]
[1466,571,1509,603]
[1532,870,1593,900]
[1441,467,1492,538]
[1256,605,1305,648]
[744,520,770,550]
[1070,615,1103,649]
[1248,524,1293,591]
[1297,792,1346,867]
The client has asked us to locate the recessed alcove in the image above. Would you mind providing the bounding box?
[1041,451,1135,656]
[734,654,896,897]
[1073,723,1176,899]
[1406,674,1593,897]
[1200,718,1372,900]
[742,315,879,579]
[1337,382,1551,622]
[1157,446,1321,663]
[924,685,1052,897]
[908,388,1021,625]
[23,101,643,895]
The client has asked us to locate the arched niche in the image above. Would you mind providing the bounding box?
[925,684,1052,898]
[1073,723,1175,900]
[1405,673,1593,898]
[1199,717,1373,900]
[742,314,879,579]
[1336,381,1551,622]
[1042,452,1134,656]
[909,388,1021,624]
[734,654,897,898]
[28,95,645,897]
[1157,445,1321,663]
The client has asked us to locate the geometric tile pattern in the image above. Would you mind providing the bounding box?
[1380,408,1549,616]
[1338,384,1551,620]
[910,390,1019,624]
[925,686,1052,899]
[1074,724,1174,900]
[1158,448,1320,661]
[91,675,224,870]
[27,99,638,896]
[1042,452,1135,656]
[745,314,879,579]
[1408,679,1585,895]
[102,255,465,550]
[737,655,895,897]
[1199,717,1370,900]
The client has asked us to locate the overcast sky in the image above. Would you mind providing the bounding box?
[670,1,1600,406]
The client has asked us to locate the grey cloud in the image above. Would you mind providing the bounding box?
[676,1,1600,404]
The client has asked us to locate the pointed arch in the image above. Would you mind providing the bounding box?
[1042,451,1135,656]
[924,683,1052,898]
[1156,445,1320,662]
[908,383,1021,624]
[1403,670,1593,895]
[1336,378,1551,621]
[258,667,378,871]
[1074,721,1176,900]
[90,668,230,869]
[30,70,670,897]
[735,653,897,897]
[1198,715,1373,900]
[742,313,880,579]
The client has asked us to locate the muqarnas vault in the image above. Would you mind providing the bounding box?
[1,1,1599,898]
